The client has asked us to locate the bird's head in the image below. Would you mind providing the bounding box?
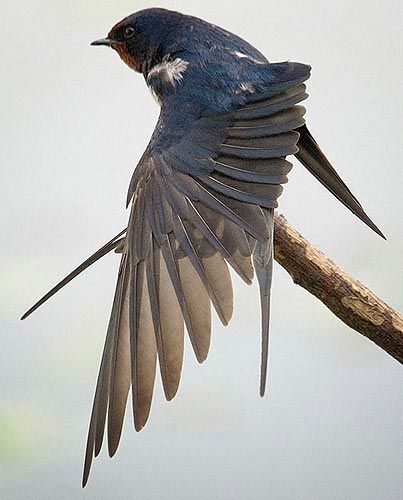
[91,8,185,75]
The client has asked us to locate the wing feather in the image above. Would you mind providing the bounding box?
[107,262,131,457]
[177,255,212,363]
[212,156,292,184]
[82,257,128,486]
[172,215,233,325]
[131,258,157,432]
[71,61,314,484]
[157,237,185,400]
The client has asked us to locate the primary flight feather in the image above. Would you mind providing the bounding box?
[21,8,384,486]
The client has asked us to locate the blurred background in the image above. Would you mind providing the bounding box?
[1,1,402,499]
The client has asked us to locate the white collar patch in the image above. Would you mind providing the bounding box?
[147,56,190,87]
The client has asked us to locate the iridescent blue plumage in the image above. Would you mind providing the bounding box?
[22,8,385,487]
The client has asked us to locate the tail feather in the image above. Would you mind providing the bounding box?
[21,229,127,320]
[295,124,385,239]
[252,208,274,397]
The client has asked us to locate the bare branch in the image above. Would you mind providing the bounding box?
[273,213,403,364]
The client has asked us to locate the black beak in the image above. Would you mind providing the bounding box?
[91,38,114,47]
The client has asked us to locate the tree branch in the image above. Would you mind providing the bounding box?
[273,213,403,364]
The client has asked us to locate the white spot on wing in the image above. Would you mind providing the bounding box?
[240,82,255,93]
[232,51,266,65]
[235,82,256,96]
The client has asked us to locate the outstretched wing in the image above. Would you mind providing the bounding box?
[81,61,311,485]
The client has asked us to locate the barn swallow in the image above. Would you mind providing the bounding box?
[21,8,385,486]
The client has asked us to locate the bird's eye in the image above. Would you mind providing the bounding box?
[124,27,135,38]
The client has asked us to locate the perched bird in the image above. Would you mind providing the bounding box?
[21,8,384,486]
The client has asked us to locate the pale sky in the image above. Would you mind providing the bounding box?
[1,1,402,499]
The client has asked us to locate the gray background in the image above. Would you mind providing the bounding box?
[1,1,402,499]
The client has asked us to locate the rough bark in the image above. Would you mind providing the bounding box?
[273,213,403,364]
